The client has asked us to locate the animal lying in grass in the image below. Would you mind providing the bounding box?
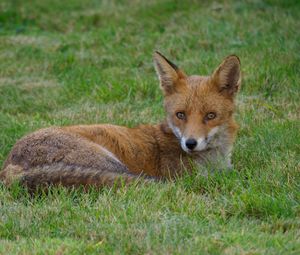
[0,52,241,190]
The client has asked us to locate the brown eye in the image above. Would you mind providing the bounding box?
[176,112,186,120]
[206,112,216,120]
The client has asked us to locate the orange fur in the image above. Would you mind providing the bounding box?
[0,52,241,189]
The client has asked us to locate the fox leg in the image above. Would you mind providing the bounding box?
[0,127,155,190]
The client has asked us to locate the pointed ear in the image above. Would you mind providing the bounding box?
[153,51,186,95]
[211,55,241,97]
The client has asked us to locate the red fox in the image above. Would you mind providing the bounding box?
[0,52,241,190]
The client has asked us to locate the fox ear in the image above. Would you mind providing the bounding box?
[153,51,185,95]
[211,55,241,97]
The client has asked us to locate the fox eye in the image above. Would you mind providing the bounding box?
[176,112,186,120]
[206,112,216,120]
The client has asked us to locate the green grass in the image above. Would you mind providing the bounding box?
[0,0,299,254]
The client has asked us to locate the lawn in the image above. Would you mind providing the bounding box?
[0,0,299,254]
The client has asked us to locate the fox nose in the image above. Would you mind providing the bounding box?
[185,138,197,150]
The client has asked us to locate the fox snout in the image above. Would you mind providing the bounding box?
[185,138,197,150]
[181,136,208,153]
[180,127,220,153]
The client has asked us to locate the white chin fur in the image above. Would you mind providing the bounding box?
[168,119,182,139]
[180,139,189,152]
[195,137,208,151]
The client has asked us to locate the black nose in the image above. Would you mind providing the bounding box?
[185,139,197,150]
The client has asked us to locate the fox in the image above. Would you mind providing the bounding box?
[0,52,241,190]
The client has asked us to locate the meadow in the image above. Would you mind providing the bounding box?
[0,0,299,254]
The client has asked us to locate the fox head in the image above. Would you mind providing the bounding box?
[154,51,241,154]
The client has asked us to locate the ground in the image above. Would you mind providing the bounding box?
[0,0,299,254]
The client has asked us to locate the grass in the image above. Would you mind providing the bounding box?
[0,0,299,254]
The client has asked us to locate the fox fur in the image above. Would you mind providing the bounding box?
[0,52,241,190]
